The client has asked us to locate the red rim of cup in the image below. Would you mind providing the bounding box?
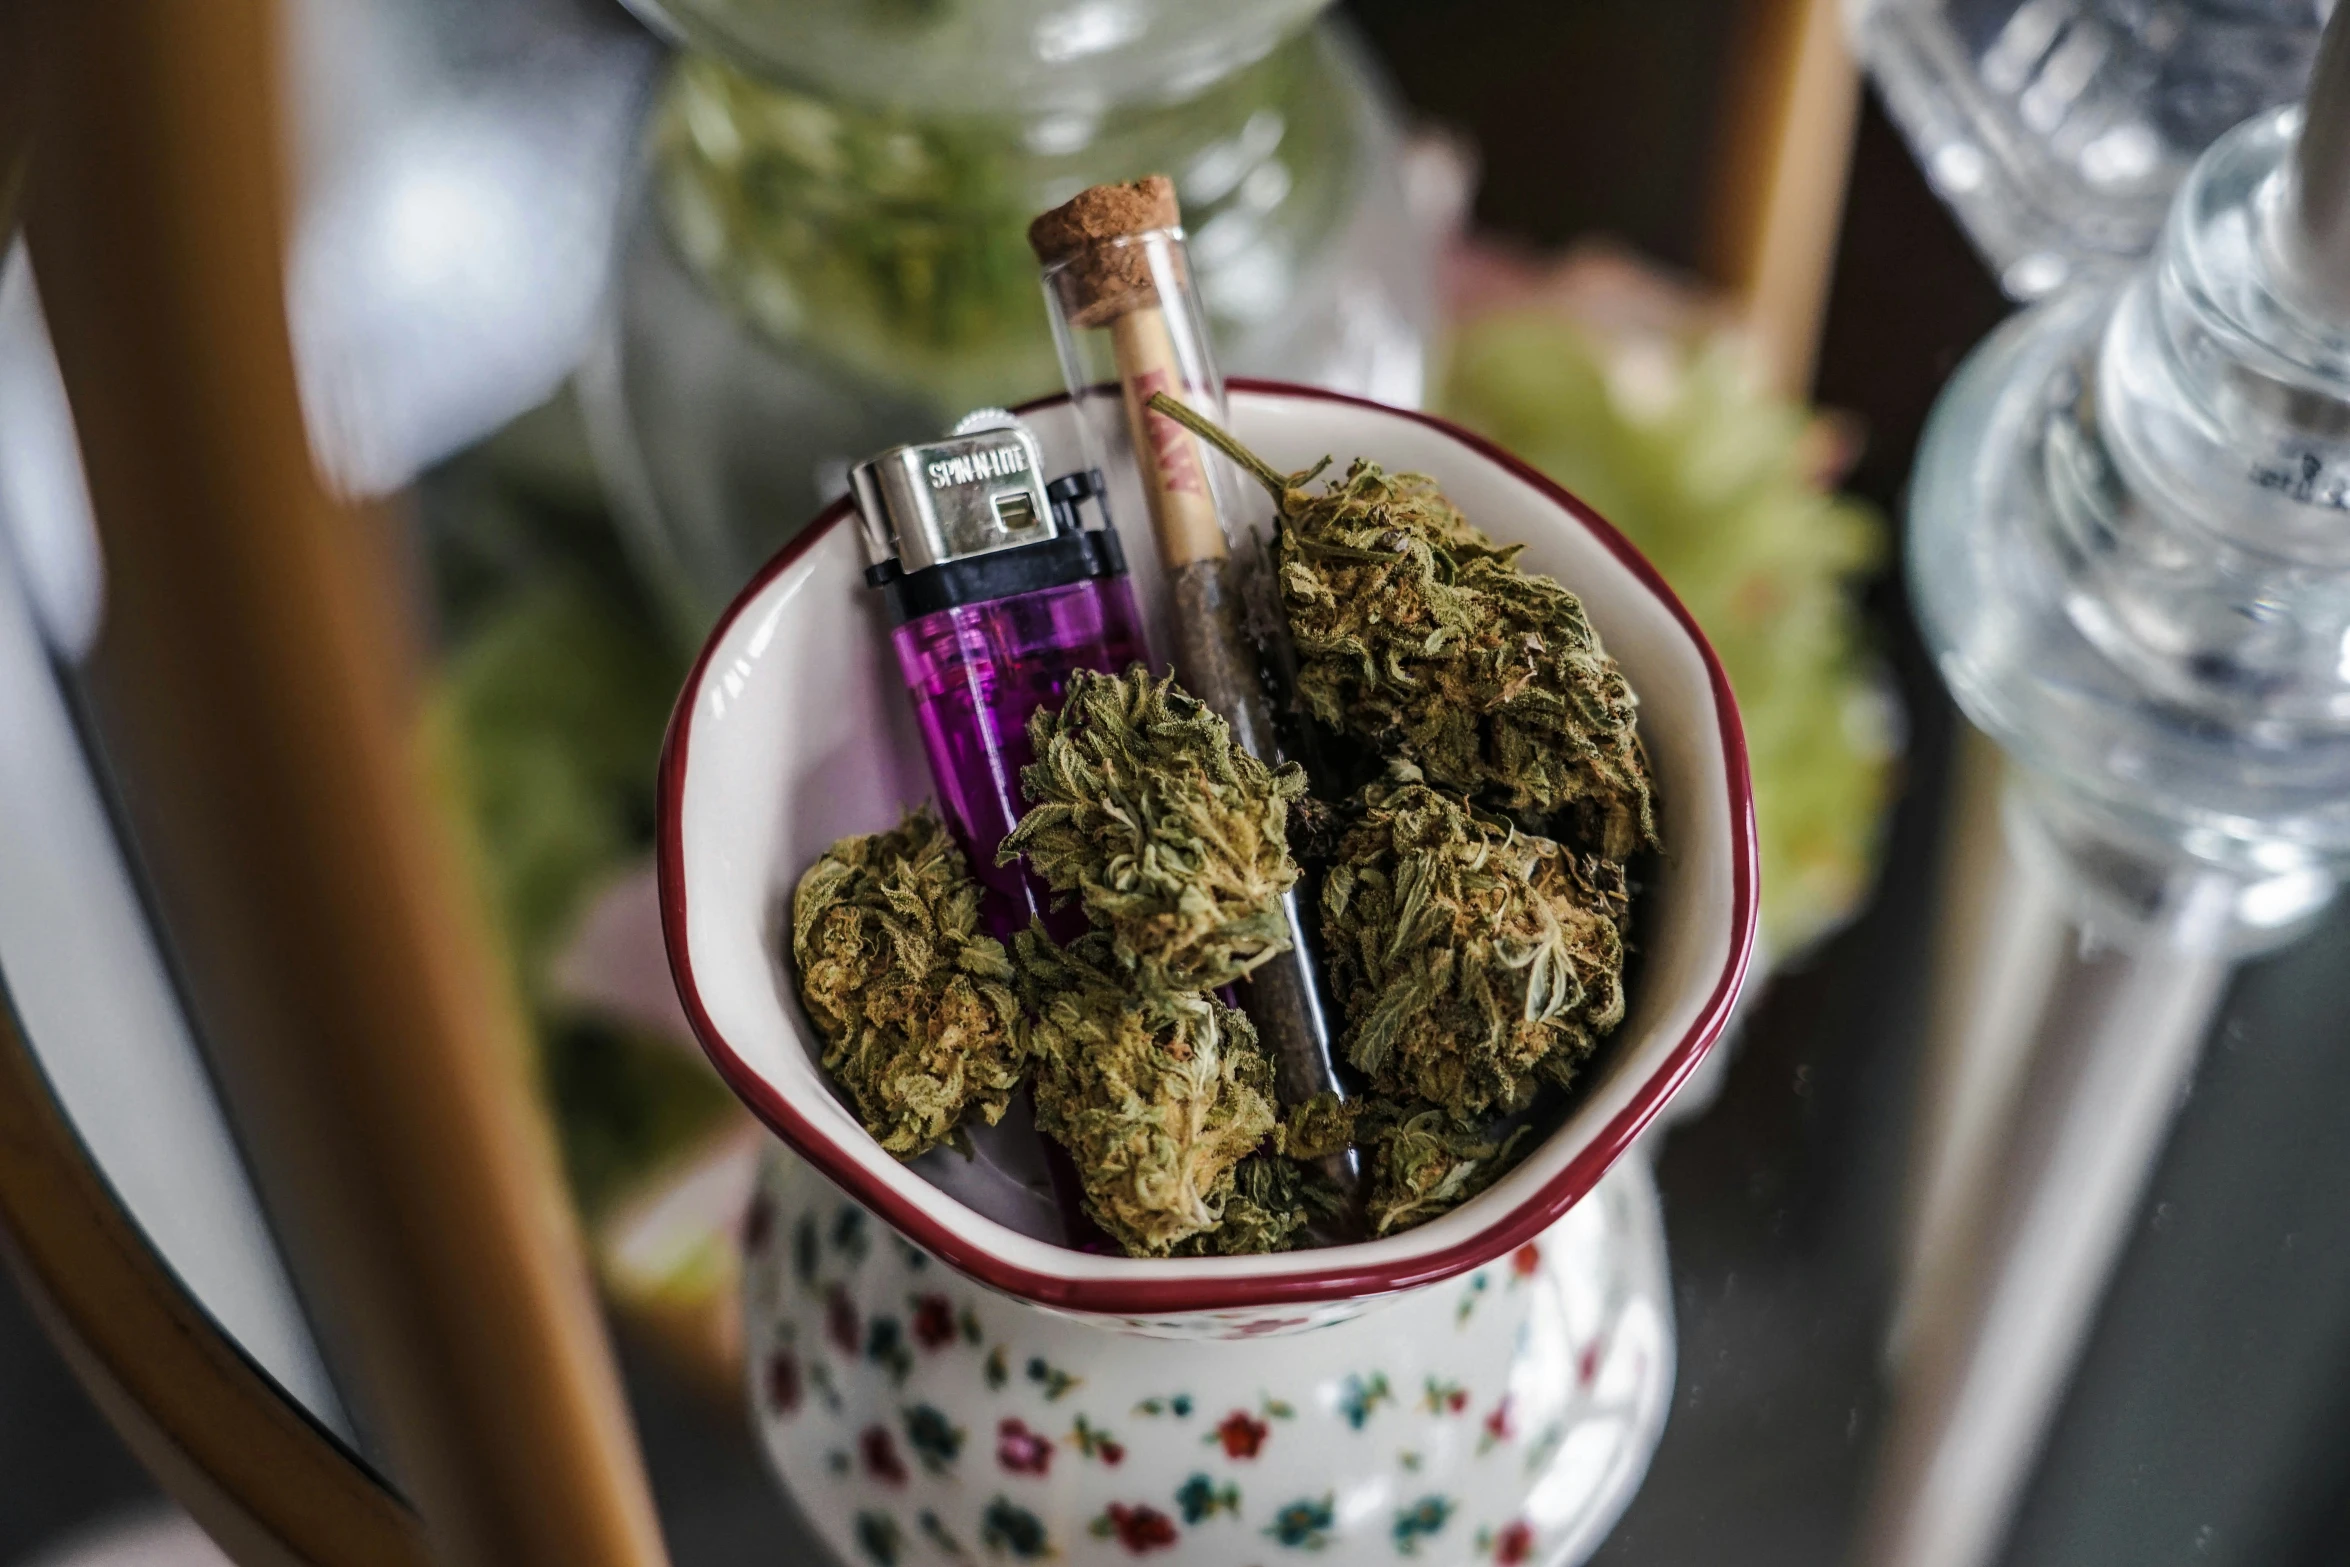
[657,379,1759,1315]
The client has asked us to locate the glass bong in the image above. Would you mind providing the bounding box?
[1866,17,2350,1565]
[1908,20,2350,954]
[581,0,1439,634]
[1848,0,2328,298]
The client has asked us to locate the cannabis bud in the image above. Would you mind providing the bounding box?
[1171,1154,1331,1256]
[1015,929,1280,1256]
[791,808,1027,1159]
[1145,392,1655,861]
[1322,777,1629,1120]
[1278,1091,1357,1163]
[1361,1100,1531,1237]
[1002,666,1306,994]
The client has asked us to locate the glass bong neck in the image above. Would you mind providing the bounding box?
[1913,10,2350,952]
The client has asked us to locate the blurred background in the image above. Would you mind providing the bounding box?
[6,1,2350,1564]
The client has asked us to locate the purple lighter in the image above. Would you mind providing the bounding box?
[851,415,1149,941]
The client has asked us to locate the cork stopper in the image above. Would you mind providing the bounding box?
[1028,175,1183,328]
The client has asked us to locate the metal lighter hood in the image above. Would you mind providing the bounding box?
[849,425,1061,574]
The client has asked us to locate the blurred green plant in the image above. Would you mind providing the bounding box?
[423,578,672,988]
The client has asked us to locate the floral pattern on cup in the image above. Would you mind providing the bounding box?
[744,1144,1676,1565]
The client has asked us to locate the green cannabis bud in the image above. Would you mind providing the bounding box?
[1278,1091,1357,1163]
[1002,666,1306,994]
[1146,392,1655,860]
[1015,929,1280,1256]
[1361,1100,1532,1236]
[791,808,1027,1159]
[1322,777,1629,1120]
[1170,1154,1330,1256]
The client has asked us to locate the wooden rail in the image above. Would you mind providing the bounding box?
[1709,0,1865,395]
[18,6,671,1564]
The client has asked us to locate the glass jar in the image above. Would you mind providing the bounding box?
[582,1,1436,634]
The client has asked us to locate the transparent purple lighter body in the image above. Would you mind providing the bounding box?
[892,577,1148,941]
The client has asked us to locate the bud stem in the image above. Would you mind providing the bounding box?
[1146,390,1296,500]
